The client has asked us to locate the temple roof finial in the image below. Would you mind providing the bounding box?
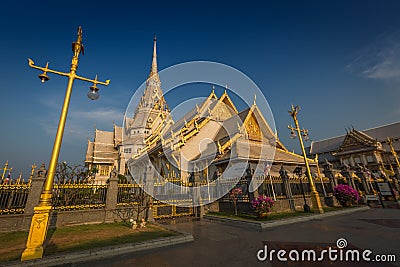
[149,36,158,79]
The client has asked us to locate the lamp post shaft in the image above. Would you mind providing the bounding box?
[387,138,400,172]
[293,115,317,193]
[40,74,75,206]
[289,105,324,213]
[41,43,80,206]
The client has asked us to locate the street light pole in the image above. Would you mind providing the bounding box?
[315,154,327,197]
[288,105,324,213]
[21,27,110,261]
[387,137,400,175]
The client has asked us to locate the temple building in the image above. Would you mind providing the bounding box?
[85,37,172,184]
[85,38,323,198]
[309,123,400,179]
[84,125,123,184]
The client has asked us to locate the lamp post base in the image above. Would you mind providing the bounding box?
[310,191,324,214]
[21,205,52,261]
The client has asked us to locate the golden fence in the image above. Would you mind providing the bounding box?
[117,183,142,207]
[219,175,334,202]
[116,183,195,219]
[152,203,194,219]
[0,184,30,215]
[52,183,108,210]
[0,173,334,217]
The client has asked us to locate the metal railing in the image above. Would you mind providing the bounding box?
[117,183,142,207]
[0,184,30,215]
[52,183,107,210]
[219,175,334,203]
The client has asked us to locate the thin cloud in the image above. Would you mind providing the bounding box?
[39,106,124,141]
[347,31,400,80]
[70,107,123,123]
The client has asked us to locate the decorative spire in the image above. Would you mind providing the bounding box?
[149,36,158,79]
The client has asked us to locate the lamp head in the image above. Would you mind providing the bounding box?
[290,130,296,139]
[302,129,310,141]
[38,73,50,83]
[87,84,99,100]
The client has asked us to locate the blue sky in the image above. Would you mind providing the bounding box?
[1,0,400,178]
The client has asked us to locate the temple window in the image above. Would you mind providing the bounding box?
[99,165,110,176]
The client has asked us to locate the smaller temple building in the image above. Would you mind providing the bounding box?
[309,123,400,179]
[84,125,125,184]
[308,123,400,199]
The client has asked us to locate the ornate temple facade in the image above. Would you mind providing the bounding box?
[85,39,323,197]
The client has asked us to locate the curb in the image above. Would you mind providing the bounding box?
[3,233,194,267]
[204,206,370,231]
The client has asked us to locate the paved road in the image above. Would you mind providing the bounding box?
[73,209,400,267]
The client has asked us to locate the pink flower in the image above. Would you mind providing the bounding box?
[251,195,274,213]
[334,184,360,206]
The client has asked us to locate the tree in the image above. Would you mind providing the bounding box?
[114,187,151,223]
[52,162,100,208]
[229,188,242,215]
[55,162,97,184]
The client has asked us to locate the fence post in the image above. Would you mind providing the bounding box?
[145,164,154,222]
[340,165,357,189]
[355,165,372,195]
[105,166,118,223]
[24,164,47,216]
[23,164,47,230]
[280,166,295,211]
[193,170,204,218]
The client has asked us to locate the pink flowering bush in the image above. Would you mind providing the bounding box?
[251,195,274,215]
[333,184,360,207]
[229,188,242,215]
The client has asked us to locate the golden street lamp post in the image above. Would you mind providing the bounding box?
[21,27,110,261]
[387,137,400,171]
[288,105,324,213]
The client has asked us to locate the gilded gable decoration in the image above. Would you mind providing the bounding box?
[245,115,261,140]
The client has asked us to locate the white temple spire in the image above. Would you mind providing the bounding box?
[148,36,159,80]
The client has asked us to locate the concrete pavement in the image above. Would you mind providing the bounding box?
[78,208,400,267]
